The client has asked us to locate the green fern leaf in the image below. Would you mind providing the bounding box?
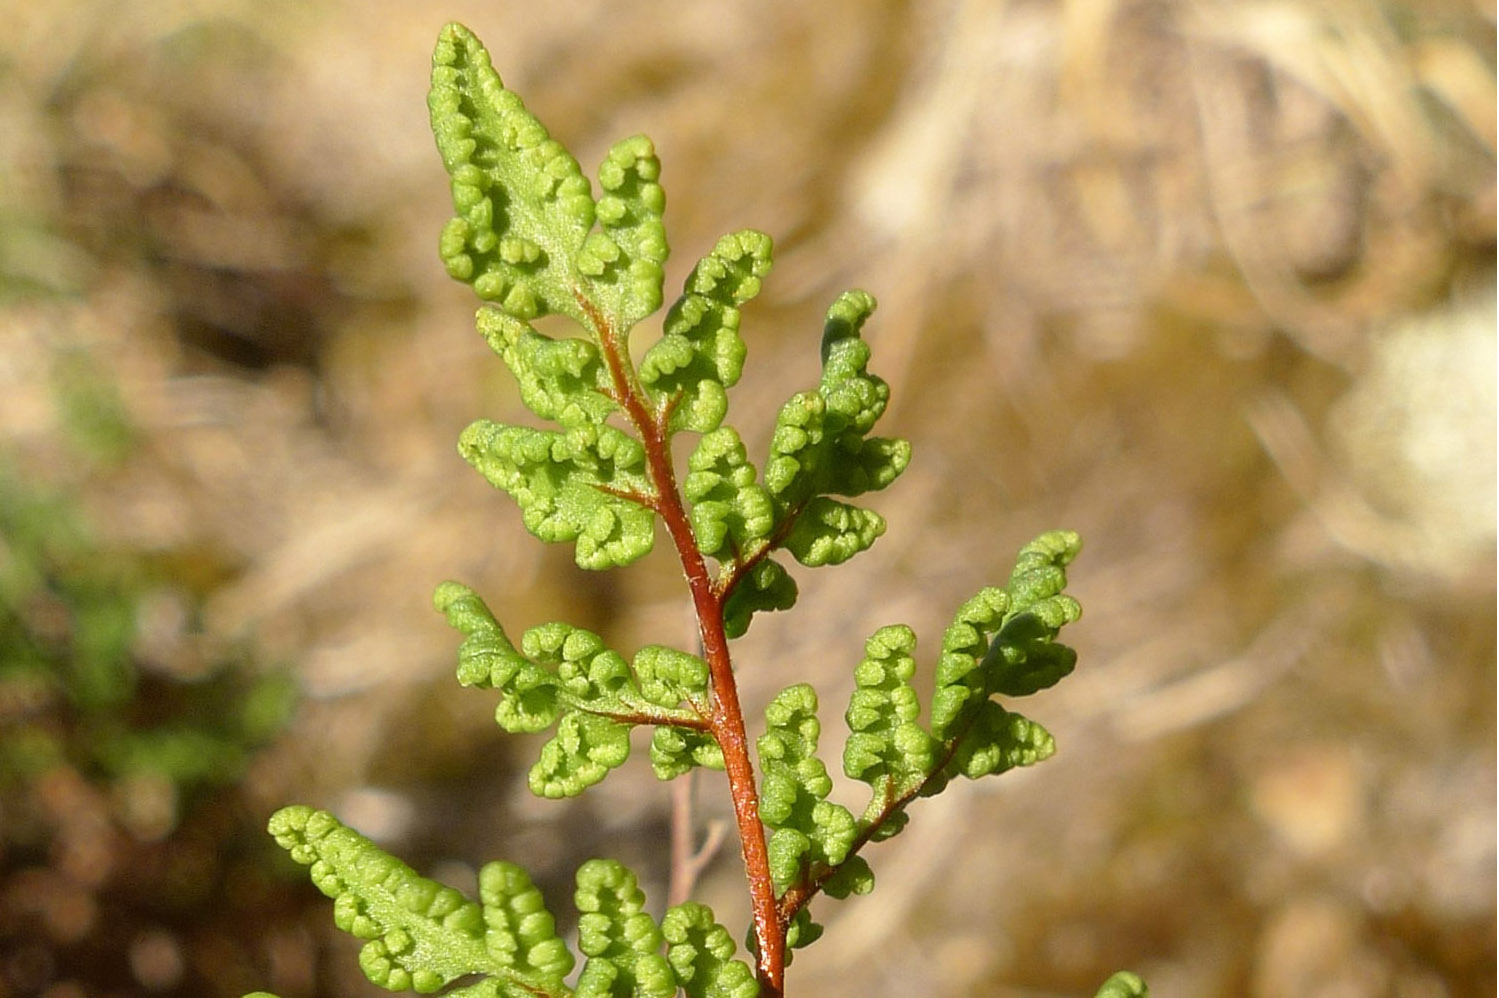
[931,530,1081,741]
[756,684,857,894]
[720,558,798,639]
[435,583,713,798]
[820,533,1083,889]
[781,496,885,568]
[640,230,773,434]
[429,22,595,322]
[843,624,937,821]
[573,860,675,998]
[255,20,1148,998]
[267,806,572,996]
[683,427,774,560]
[916,530,1080,797]
[763,291,910,567]
[473,308,614,429]
[661,903,758,998]
[457,420,654,570]
[588,134,669,329]
[983,529,1084,696]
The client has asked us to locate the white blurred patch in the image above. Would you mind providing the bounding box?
[1330,290,1497,576]
[334,786,416,845]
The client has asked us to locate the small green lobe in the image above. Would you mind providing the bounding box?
[632,644,710,707]
[529,713,632,799]
[947,700,1055,779]
[983,529,1082,696]
[782,907,824,954]
[756,684,857,893]
[590,134,669,329]
[429,22,594,321]
[640,230,773,433]
[458,419,655,571]
[1095,971,1149,998]
[478,861,575,987]
[650,724,725,780]
[662,904,759,998]
[782,496,885,567]
[820,855,875,899]
[573,860,674,998]
[762,290,910,569]
[930,586,1011,741]
[843,624,935,804]
[721,558,798,639]
[684,427,774,560]
[474,308,614,429]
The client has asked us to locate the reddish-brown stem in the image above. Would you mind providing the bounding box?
[578,293,786,997]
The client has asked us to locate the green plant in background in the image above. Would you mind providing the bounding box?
[0,455,294,818]
[0,438,299,995]
[250,22,1145,998]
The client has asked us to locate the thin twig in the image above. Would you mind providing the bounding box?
[670,769,732,906]
[669,769,697,906]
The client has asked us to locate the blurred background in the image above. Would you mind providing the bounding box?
[0,1,1492,996]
